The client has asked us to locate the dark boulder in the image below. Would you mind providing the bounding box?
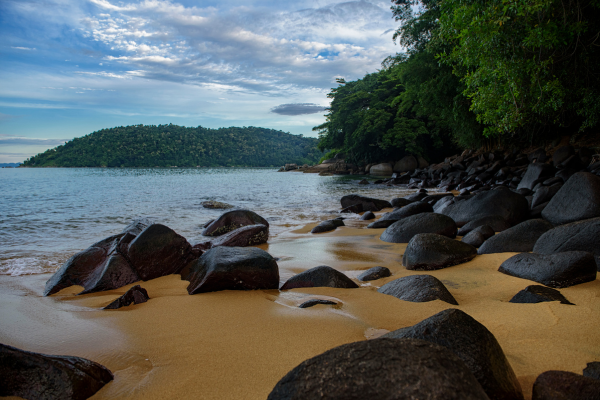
[403,192,428,202]
[340,194,391,212]
[381,309,524,400]
[517,163,555,191]
[0,343,114,400]
[378,201,433,222]
[311,219,344,234]
[531,183,562,208]
[104,285,150,309]
[121,217,153,236]
[340,203,363,213]
[267,338,489,400]
[528,148,547,163]
[509,285,573,305]
[441,186,529,227]
[458,215,511,236]
[377,274,458,305]
[358,179,369,185]
[390,197,412,207]
[366,219,396,229]
[552,145,575,167]
[462,225,495,248]
[478,219,553,254]
[357,266,391,281]
[498,251,597,288]
[202,209,269,236]
[194,224,269,250]
[403,233,477,271]
[381,213,458,243]
[541,172,600,225]
[299,299,337,308]
[360,211,375,220]
[280,266,358,290]
[532,370,600,400]
[186,246,279,294]
[584,362,600,381]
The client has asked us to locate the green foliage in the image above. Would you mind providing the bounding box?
[22,124,323,168]
[319,149,341,163]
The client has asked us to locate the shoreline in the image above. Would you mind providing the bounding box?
[1,216,599,399]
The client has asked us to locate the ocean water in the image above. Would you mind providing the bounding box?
[0,168,416,276]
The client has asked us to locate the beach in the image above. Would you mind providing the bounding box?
[1,214,598,399]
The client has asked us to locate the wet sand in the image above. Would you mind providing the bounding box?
[1,217,599,399]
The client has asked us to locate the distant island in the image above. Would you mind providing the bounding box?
[0,163,22,168]
[22,125,323,168]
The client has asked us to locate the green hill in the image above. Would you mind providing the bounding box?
[22,124,323,168]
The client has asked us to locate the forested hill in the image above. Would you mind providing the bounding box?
[22,125,323,167]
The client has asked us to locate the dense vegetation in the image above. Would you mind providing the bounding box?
[22,125,323,167]
[315,0,600,163]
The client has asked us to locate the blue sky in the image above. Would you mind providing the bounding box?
[0,0,399,163]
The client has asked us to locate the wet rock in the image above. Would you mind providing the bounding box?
[390,197,413,207]
[509,285,573,305]
[280,266,358,290]
[441,186,529,227]
[541,172,600,225]
[121,217,153,236]
[381,309,524,400]
[458,215,511,236]
[394,155,418,172]
[358,179,369,184]
[202,209,269,237]
[366,219,396,229]
[267,338,489,400]
[498,251,597,288]
[340,203,363,213]
[378,274,458,305]
[462,225,495,248]
[358,266,391,281]
[532,370,600,400]
[186,246,279,294]
[369,162,393,176]
[517,163,555,191]
[340,194,391,212]
[201,200,234,209]
[378,201,433,222]
[360,211,375,220]
[299,299,337,308]
[104,285,150,309]
[0,343,114,400]
[403,233,477,270]
[584,362,600,381]
[478,219,553,254]
[311,220,344,234]
[195,224,269,250]
[381,213,458,243]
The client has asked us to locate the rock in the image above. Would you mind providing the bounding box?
[552,145,575,167]
[378,274,458,305]
[311,220,344,234]
[441,186,529,227]
[186,247,279,294]
[509,285,573,305]
[417,155,429,168]
[358,179,369,184]
[584,362,600,381]
[366,219,397,229]
[340,204,363,213]
[498,251,597,288]
[462,225,495,248]
[458,215,511,236]
[360,211,375,220]
[299,299,337,308]
[202,209,269,236]
[530,184,562,208]
[369,162,393,176]
[517,163,555,190]
[340,194,391,212]
[532,370,600,400]
[0,343,114,400]
[357,266,391,281]
[381,309,524,400]
[104,285,150,309]
[201,200,234,209]
[404,191,428,202]
[528,148,547,163]
[393,155,418,172]
[194,224,269,250]
[478,219,553,254]
[381,213,458,243]
[267,338,489,400]
[403,233,477,270]
[390,197,412,207]
[541,172,600,225]
[280,266,358,290]
[121,217,153,236]
[378,201,434,223]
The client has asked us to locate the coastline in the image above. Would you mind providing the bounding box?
[1,215,599,399]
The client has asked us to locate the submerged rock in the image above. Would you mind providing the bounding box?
[0,343,114,400]
[202,209,269,236]
[280,266,358,290]
[340,194,391,212]
[403,233,477,270]
[378,275,458,305]
[104,285,150,309]
[267,338,489,400]
[380,213,457,243]
[509,285,573,305]
[201,200,234,209]
[381,309,524,400]
[299,299,337,308]
[357,266,391,281]
[478,219,553,254]
[532,370,600,400]
[542,172,600,225]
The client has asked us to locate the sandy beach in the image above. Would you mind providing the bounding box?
[1,213,599,400]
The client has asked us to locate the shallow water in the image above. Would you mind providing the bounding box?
[0,167,414,275]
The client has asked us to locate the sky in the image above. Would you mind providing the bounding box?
[0,0,400,163]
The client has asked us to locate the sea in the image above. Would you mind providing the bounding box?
[0,168,417,277]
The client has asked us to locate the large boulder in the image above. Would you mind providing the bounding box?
[532,370,600,400]
[194,224,269,250]
[390,197,412,207]
[478,219,553,254]
[202,209,269,236]
[509,285,573,305]
[340,194,391,212]
[280,266,358,290]
[541,172,600,225]
[186,247,279,294]
[458,215,511,236]
[552,145,576,167]
[379,201,433,221]
[403,233,477,270]
[357,266,391,281]
[517,163,555,191]
[381,309,524,400]
[393,155,418,172]
[462,225,495,248]
[369,162,393,176]
[0,343,114,400]
[498,251,597,288]
[381,213,458,243]
[267,338,489,400]
[530,183,562,208]
[378,274,458,305]
[441,186,529,227]
[104,285,150,310]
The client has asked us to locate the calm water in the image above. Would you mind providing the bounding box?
[0,168,415,276]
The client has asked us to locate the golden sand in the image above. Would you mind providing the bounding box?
[1,215,599,399]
